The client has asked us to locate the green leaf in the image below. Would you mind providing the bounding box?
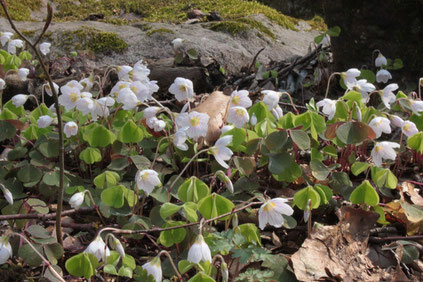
[290,130,310,150]
[359,69,376,83]
[94,171,120,189]
[342,91,362,103]
[65,253,99,279]
[293,186,320,210]
[104,264,118,275]
[351,162,370,176]
[314,33,324,44]
[27,198,49,214]
[315,184,333,205]
[7,146,28,160]
[130,155,151,170]
[19,50,32,61]
[183,202,198,222]
[264,130,288,152]
[198,193,234,220]
[118,266,133,278]
[84,124,116,147]
[107,157,130,171]
[44,243,64,265]
[122,255,136,270]
[26,225,51,239]
[38,139,59,158]
[349,180,379,206]
[233,156,255,177]
[278,112,296,129]
[407,132,423,153]
[178,260,195,274]
[158,221,187,247]
[0,120,17,141]
[101,185,125,208]
[186,48,198,59]
[294,111,326,140]
[160,202,182,219]
[177,177,210,203]
[18,244,43,267]
[43,170,60,187]
[326,26,341,37]
[336,121,375,144]
[222,127,246,152]
[118,120,144,143]
[371,167,397,189]
[237,223,261,246]
[270,152,301,182]
[188,272,215,282]
[79,147,102,164]
[310,159,330,181]
[17,164,42,184]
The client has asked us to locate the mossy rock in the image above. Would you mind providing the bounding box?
[59,27,128,54]
[0,0,42,21]
[146,28,174,37]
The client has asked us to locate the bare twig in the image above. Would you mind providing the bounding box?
[0,1,66,246]
[0,207,94,221]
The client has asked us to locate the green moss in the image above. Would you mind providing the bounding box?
[60,27,128,54]
[306,15,327,31]
[20,29,37,37]
[133,23,153,32]
[235,18,275,39]
[0,0,42,21]
[51,0,297,30]
[99,18,129,26]
[146,28,174,36]
[208,21,248,36]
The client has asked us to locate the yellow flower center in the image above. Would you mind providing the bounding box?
[141,172,149,181]
[70,92,79,103]
[263,201,275,212]
[375,145,383,152]
[232,96,240,105]
[179,85,187,93]
[190,117,200,127]
[403,124,411,132]
[235,108,245,117]
[130,86,138,92]
[119,84,127,90]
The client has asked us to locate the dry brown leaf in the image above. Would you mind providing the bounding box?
[291,206,398,281]
[400,182,423,206]
[192,91,230,145]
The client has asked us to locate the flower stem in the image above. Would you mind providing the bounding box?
[158,250,183,281]
[85,190,106,225]
[324,72,341,98]
[280,91,299,114]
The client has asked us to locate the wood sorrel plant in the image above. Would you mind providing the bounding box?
[1,3,423,280]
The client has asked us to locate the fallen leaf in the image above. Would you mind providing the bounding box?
[400,182,423,206]
[192,91,230,145]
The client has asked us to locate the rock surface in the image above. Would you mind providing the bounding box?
[0,14,319,75]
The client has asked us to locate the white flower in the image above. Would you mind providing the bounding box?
[64,121,78,138]
[258,198,294,230]
[39,42,51,55]
[389,115,404,127]
[261,90,281,110]
[0,32,13,46]
[131,61,151,82]
[230,90,252,108]
[0,185,13,205]
[110,81,130,97]
[37,115,53,128]
[216,171,233,193]
[58,86,81,110]
[380,83,398,109]
[116,88,138,110]
[175,111,209,141]
[117,65,133,81]
[84,236,110,262]
[63,80,84,91]
[130,81,150,102]
[272,105,283,120]
[69,191,85,209]
[174,128,189,151]
[250,113,257,126]
[227,106,249,128]
[356,106,362,121]
[369,117,391,138]
[402,121,418,138]
[169,77,194,102]
[142,257,162,282]
[80,77,94,92]
[147,80,159,96]
[316,98,336,120]
[44,82,59,97]
[376,69,392,83]
[144,107,160,120]
[17,68,29,81]
[371,141,399,167]
[221,262,229,282]
[91,97,114,121]
[0,78,5,90]
[114,239,125,258]
[7,39,23,54]
[135,169,161,196]
[375,52,387,67]
[221,125,234,134]
[172,38,185,51]
[0,236,13,265]
[11,94,28,107]
[348,79,376,102]
[212,135,233,169]
[146,117,166,132]
[410,100,423,116]
[342,68,361,87]
[75,97,94,115]
[187,235,212,263]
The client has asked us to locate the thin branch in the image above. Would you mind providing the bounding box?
[0,207,94,221]
[369,235,423,243]
[0,1,67,246]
